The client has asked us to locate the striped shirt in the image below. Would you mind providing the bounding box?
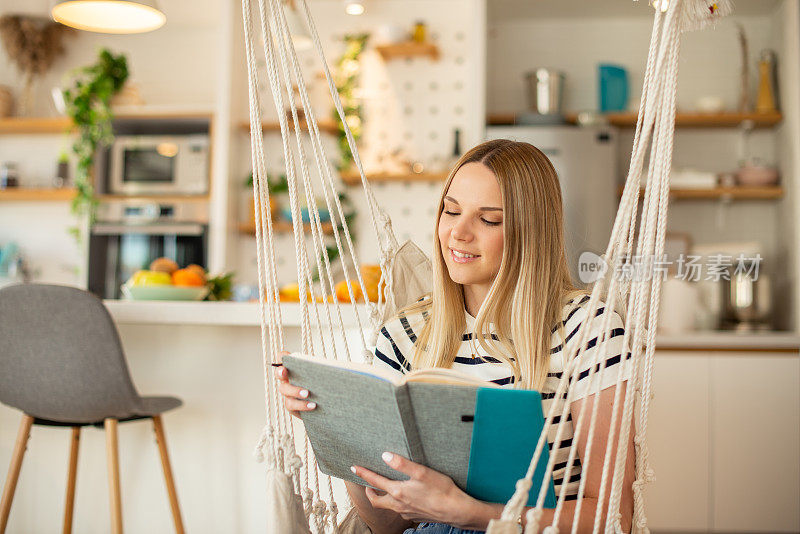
[371,295,632,501]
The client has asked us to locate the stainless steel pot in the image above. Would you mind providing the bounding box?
[719,258,772,330]
[524,68,565,115]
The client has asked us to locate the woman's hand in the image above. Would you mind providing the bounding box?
[352,452,485,529]
[273,351,316,419]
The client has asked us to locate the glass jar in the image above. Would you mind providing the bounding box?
[0,162,19,189]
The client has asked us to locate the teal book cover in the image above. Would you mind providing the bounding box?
[466,388,558,508]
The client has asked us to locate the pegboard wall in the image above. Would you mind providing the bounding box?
[234,0,484,288]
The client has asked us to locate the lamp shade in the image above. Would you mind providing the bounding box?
[52,0,166,34]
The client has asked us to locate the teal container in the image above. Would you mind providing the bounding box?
[599,64,629,112]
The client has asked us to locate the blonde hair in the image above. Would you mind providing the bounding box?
[404,139,586,390]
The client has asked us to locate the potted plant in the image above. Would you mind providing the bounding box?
[61,48,128,241]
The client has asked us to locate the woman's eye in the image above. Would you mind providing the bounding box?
[482,219,502,226]
[443,210,460,216]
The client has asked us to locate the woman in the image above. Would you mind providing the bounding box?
[275,139,635,533]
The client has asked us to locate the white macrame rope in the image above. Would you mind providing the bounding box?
[269,0,366,361]
[495,1,688,529]
[611,18,682,532]
[278,0,378,352]
[241,0,292,471]
[296,0,400,262]
[263,0,339,363]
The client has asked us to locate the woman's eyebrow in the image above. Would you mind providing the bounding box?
[444,196,502,212]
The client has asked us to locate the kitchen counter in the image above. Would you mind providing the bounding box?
[104,299,371,327]
[104,300,800,351]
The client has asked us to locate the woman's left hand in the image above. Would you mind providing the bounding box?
[351,452,481,528]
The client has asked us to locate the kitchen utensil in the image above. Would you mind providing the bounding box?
[598,64,629,112]
[374,24,405,45]
[695,95,725,113]
[736,161,779,186]
[719,258,772,331]
[524,68,565,117]
[0,86,13,117]
[756,49,778,113]
[659,278,699,333]
[281,206,331,224]
[0,162,19,189]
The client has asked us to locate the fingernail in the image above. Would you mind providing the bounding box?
[350,466,357,474]
[382,451,393,463]
[307,402,316,409]
[299,389,309,398]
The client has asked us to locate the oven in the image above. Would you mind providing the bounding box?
[108,134,209,196]
[87,201,208,299]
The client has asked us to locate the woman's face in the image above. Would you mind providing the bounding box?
[437,162,505,290]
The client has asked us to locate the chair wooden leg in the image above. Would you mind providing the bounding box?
[152,416,185,534]
[104,418,123,534]
[62,426,80,534]
[0,414,33,534]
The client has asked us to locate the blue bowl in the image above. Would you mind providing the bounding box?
[281,207,331,224]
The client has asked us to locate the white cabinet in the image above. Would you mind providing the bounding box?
[709,354,800,532]
[644,351,800,533]
[644,352,711,532]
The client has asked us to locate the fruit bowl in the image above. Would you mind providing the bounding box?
[121,283,210,301]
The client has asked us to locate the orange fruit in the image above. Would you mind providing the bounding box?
[172,268,206,287]
[359,264,384,302]
[335,280,363,303]
[279,282,301,302]
[185,264,206,281]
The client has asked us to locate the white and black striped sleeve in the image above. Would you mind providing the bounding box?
[370,319,413,376]
[566,303,632,401]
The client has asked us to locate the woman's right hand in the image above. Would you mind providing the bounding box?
[273,351,317,419]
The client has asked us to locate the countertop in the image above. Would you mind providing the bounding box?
[104,299,370,327]
[104,300,800,352]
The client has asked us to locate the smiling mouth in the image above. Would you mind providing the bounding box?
[450,248,480,260]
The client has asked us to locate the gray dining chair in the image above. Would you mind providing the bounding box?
[0,283,184,534]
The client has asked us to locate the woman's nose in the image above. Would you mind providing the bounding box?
[450,218,473,241]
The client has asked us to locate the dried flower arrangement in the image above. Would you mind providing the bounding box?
[0,15,74,115]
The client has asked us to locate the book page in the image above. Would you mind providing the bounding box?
[402,367,502,388]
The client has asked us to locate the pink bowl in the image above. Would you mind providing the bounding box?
[736,165,779,186]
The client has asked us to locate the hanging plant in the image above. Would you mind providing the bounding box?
[61,48,129,241]
[0,15,74,115]
[332,33,368,171]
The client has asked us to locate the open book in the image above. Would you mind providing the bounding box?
[282,353,557,507]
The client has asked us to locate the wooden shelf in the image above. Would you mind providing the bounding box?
[488,111,783,129]
[375,41,440,61]
[0,117,72,135]
[239,219,334,235]
[340,170,448,185]
[239,119,339,135]
[0,188,76,201]
[97,194,210,202]
[618,185,784,200]
[603,111,782,128]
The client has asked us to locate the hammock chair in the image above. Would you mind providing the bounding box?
[241,0,732,532]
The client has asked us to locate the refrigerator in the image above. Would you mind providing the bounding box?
[485,125,618,285]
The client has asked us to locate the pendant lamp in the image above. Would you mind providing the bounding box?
[52,0,166,34]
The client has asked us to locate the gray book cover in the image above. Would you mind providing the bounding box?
[282,354,478,490]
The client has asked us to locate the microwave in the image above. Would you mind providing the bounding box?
[108,134,209,195]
